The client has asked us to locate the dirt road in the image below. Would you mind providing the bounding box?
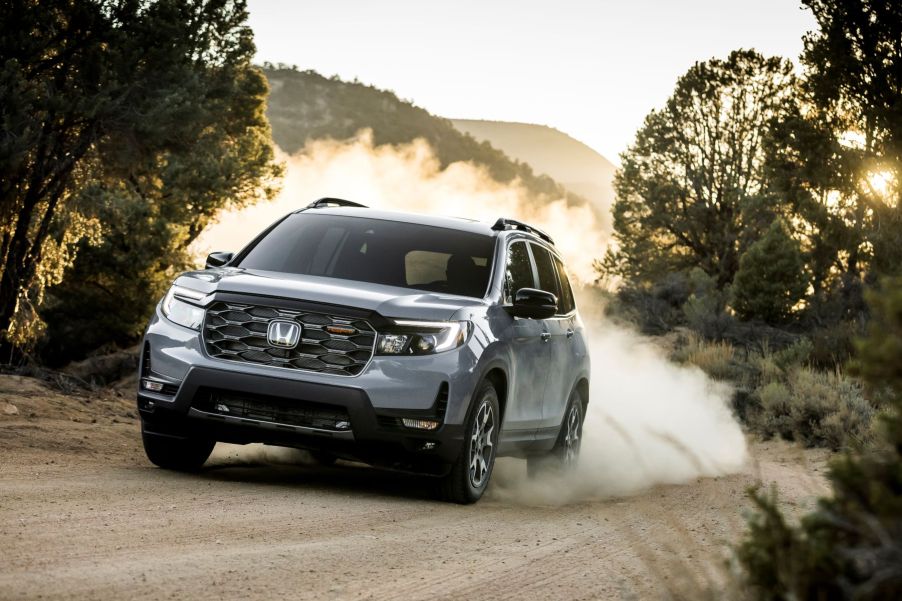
[0,375,830,600]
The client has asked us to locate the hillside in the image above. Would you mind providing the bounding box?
[450,119,617,216]
[263,67,579,204]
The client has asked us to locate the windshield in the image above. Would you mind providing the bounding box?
[237,213,496,298]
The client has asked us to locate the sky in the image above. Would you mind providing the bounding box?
[247,0,817,163]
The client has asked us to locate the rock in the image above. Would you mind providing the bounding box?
[2,402,18,416]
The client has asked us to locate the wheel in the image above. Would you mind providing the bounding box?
[439,380,500,504]
[527,388,584,478]
[141,420,215,471]
[309,450,338,466]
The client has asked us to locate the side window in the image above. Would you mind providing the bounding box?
[553,256,576,314]
[531,244,561,302]
[505,241,535,302]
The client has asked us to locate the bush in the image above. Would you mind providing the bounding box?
[608,272,691,335]
[738,277,902,599]
[753,368,874,450]
[670,332,744,382]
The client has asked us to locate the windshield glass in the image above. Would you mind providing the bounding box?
[237,213,496,298]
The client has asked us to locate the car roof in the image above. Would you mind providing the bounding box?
[295,203,555,248]
[297,205,497,236]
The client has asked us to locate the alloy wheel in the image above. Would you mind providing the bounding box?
[563,403,581,466]
[468,399,495,488]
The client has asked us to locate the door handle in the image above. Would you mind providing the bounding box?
[566,329,574,339]
[541,332,551,343]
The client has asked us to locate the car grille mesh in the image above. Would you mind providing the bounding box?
[203,301,376,376]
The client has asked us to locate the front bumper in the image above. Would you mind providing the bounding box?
[139,306,483,471]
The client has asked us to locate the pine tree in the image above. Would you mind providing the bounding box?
[731,220,809,324]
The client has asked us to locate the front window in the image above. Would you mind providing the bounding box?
[237,213,495,298]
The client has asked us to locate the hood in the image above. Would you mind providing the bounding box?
[173,268,487,321]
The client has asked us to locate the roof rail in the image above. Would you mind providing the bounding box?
[491,218,554,245]
[306,197,368,209]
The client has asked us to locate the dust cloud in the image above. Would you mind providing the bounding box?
[197,131,748,503]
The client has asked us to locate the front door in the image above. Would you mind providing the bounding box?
[499,240,549,433]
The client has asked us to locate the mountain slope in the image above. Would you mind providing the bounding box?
[263,67,576,203]
[451,119,617,216]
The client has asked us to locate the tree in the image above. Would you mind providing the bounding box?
[732,220,809,324]
[738,277,902,599]
[765,0,902,307]
[0,0,279,355]
[603,50,797,288]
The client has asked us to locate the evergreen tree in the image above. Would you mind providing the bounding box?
[732,220,809,324]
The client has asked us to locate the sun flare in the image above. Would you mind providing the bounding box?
[864,168,897,204]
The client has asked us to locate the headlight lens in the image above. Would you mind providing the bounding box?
[161,286,206,330]
[376,320,470,355]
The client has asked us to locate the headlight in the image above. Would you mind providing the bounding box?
[376,320,470,355]
[161,286,206,330]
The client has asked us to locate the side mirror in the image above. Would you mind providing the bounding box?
[506,288,558,320]
[205,251,234,269]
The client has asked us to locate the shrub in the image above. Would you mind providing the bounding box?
[749,367,874,451]
[671,333,743,382]
[738,277,902,599]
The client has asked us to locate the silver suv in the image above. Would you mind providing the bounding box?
[137,199,590,503]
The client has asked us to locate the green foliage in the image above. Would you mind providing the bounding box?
[263,66,571,203]
[749,366,874,451]
[0,0,279,361]
[604,50,797,287]
[732,220,809,324]
[738,277,902,599]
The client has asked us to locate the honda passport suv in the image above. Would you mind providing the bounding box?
[137,198,590,503]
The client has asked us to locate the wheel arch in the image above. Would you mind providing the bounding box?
[575,377,590,411]
[480,365,509,424]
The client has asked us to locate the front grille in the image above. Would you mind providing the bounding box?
[194,388,351,431]
[202,301,377,376]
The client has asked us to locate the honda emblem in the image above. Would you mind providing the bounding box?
[267,320,301,349]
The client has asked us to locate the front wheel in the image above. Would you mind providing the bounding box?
[527,389,584,478]
[142,420,215,471]
[439,381,500,504]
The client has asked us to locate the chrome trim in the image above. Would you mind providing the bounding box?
[188,407,356,440]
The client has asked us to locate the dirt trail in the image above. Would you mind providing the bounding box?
[0,375,830,600]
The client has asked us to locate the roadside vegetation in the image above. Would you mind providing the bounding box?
[597,0,901,596]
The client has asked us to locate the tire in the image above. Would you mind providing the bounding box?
[141,421,215,471]
[439,380,500,504]
[527,388,584,478]
[309,450,338,466]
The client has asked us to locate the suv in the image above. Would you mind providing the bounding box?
[138,199,590,503]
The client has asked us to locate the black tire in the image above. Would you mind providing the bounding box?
[309,450,338,466]
[142,421,215,471]
[439,380,500,504]
[527,388,584,478]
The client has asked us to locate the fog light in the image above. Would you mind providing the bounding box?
[142,379,164,392]
[335,420,351,431]
[402,418,440,431]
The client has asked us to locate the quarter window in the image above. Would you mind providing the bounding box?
[553,256,576,314]
[531,244,561,301]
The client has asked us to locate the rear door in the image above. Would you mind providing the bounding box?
[500,240,550,433]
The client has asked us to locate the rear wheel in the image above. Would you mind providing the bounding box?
[527,389,584,478]
[141,420,215,471]
[439,381,500,504]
